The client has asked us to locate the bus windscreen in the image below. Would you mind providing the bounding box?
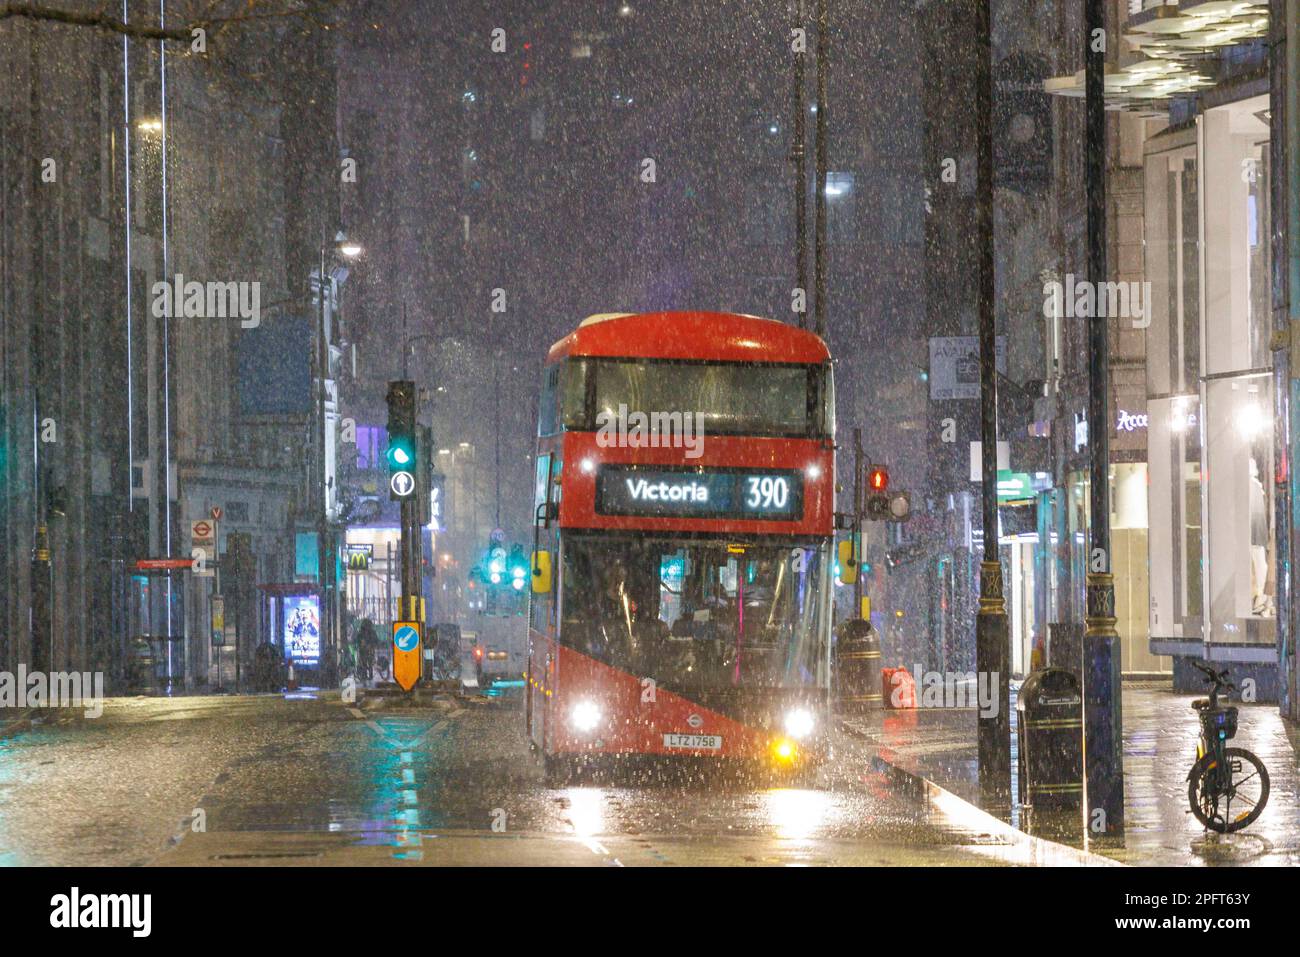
[559,535,830,694]
[589,359,821,436]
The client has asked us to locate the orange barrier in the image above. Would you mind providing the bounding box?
[883,666,917,709]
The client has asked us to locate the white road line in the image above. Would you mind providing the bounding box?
[364,717,451,749]
[575,836,624,866]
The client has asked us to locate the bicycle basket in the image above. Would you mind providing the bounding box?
[1200,706,1238,741]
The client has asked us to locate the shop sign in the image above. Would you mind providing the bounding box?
[1115,409,1148,433]
[996,470,1035,503]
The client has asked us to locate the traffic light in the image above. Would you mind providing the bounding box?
[864,464,911,522]
[866,465,890,520]
[386,380,417,500]
[487,544,506,584]
[507,545,529,591]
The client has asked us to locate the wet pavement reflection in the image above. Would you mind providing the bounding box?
[0,689,1058,866]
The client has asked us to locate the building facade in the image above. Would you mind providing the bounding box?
[1047,0,1291,707]
[0,7,344,691]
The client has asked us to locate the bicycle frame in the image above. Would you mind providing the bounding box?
[1185,659,1268,832]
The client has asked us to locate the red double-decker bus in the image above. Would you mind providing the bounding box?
[526,311,835,779]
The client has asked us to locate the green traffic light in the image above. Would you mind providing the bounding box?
[386,437,415,469]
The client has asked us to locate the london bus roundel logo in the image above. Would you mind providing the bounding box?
[687,713,703,729]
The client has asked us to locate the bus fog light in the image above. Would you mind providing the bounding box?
[571,701,602,732]
[784,708,815,739]
[772,738,797,762]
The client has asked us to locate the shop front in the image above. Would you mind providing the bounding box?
[1144,91,1280,699]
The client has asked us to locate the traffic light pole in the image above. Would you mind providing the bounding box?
[975,0,1011,809]
[853,428,864,618]
[387,380,425,676]
[400,496,423,626]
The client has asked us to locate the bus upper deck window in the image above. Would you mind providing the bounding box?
[559,359,589,429]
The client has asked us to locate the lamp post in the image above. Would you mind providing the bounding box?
[316,232,362,686]
[812,0,829,339]
[791,0,807,329]
[1082,0,1124,839]
[975,0,1011,808]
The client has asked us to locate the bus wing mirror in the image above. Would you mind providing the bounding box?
[837,539,858,585]
[531,550,553,594]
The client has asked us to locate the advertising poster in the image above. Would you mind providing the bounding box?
[283,594,321,664]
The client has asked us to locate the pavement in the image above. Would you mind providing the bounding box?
[0,712,32,740]
[0,687,1081,867]
[839,679,1300,866]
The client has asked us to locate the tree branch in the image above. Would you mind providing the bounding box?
[0,1,347,41]
[0,3,192,39]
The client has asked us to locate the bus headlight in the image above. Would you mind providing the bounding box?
[784,708,816,739]
[571,701,602,732]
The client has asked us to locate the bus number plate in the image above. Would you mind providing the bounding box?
[664,733,722,751]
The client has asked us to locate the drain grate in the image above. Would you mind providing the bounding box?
[210,851,324,860]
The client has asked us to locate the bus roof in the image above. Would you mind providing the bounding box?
[546,311,830,364]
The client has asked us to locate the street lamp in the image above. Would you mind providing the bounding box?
[975,0,1011,809]
[1082,0,1125,840]
[316,231,363,687]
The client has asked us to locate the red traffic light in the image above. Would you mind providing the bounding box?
[868,466,889,492]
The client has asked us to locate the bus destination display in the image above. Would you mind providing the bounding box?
[596,466,804,519]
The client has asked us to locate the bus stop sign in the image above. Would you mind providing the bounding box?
[392,621,422,692]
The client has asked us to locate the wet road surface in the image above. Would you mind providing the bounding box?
[0,690,1041,866]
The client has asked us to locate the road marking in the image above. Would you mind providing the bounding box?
[575,836,623,866]
[348,707,366,719]
[363,717,450,750]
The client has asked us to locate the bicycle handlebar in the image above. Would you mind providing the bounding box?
[1193,659,1234,690]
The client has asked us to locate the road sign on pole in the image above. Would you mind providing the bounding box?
[392,620,422,692]
[135,557,196,571]
[191,519,216,548]
[390,470,416,498]
[211,595,226,646]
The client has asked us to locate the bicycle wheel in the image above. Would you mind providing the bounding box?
[1187,747,1270,833]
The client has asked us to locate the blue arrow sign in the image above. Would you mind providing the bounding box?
[394,624,420,652]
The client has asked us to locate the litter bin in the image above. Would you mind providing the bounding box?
[833,619,881,712]
[126,636,157,694]
[1016,667,1083,812]
[1047,622,1082,682]
[253,642,281,692]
